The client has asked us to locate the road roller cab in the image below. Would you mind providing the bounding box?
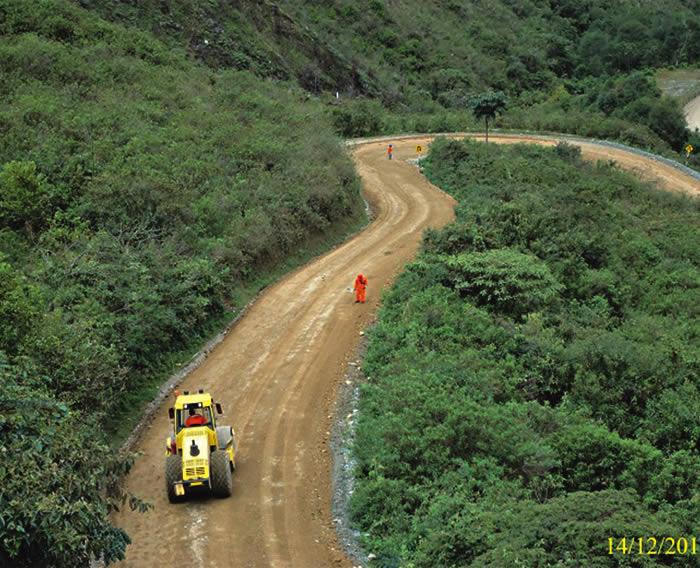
[165,389,237,502]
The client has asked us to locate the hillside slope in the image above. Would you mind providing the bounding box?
[81,0,699,151]
[0,1,362,565]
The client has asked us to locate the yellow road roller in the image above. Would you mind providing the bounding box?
[164,389,237,502]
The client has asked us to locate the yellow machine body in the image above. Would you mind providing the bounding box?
[164,390,236,501]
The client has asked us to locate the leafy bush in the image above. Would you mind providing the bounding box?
[441,250,561,318]
[0,257,45,350]
[413,490,680,568]
[0,161,61,237]
[0,362,141,567]
[331,98,386,138]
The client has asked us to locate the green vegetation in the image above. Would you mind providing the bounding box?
[351,138,700,566]
[0,359,146,567]
[3,0,699,564]
[0,0,362,564]
[278,1,698,153]
[657,68,700,169]
[75,0,699,154]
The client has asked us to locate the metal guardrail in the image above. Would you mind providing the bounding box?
[586,138,700,182]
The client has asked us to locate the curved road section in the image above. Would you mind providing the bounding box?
[686,94,700,131]
[114,136,699,568]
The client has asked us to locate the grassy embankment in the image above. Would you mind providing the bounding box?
[352,138,699,567]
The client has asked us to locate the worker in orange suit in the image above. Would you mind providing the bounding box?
[387,144,393,160]
[354,273,368,303]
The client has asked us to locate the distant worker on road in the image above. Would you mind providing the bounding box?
[354,273,368,303]
[387,144,393,160]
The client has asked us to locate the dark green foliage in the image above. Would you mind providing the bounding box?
[0,361,142,567]
[279,2,693,152]
[577,72,689,150]
[0,161,63,238]
[331,98,386,138]
[441,250,560,318]
[0,259,41,355]
[352,139,700,565]
[554,141,583,163]
[413,490,680,567]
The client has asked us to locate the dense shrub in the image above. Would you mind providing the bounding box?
[441,250,561,318]
[331,98,386,138]
[0,161,62,237]
[0,362,143,567]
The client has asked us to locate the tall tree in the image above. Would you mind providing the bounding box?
[470,91,508,143]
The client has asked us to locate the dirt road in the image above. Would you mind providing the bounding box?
[114,135,699,568]
[113,139,456,568]
[686,94,700,131]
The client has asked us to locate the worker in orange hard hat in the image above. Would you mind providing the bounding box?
[354,273,368,303]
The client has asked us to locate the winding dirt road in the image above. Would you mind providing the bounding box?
[114,135,699,568]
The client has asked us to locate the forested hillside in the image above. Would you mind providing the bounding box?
[351,138,700,566]
[0,1,361,565]
[281,0,697,150]
[81,0,699,153]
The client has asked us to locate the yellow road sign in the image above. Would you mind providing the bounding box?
[685,143,694,155]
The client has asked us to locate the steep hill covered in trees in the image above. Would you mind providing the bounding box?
[81,0,699,152]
